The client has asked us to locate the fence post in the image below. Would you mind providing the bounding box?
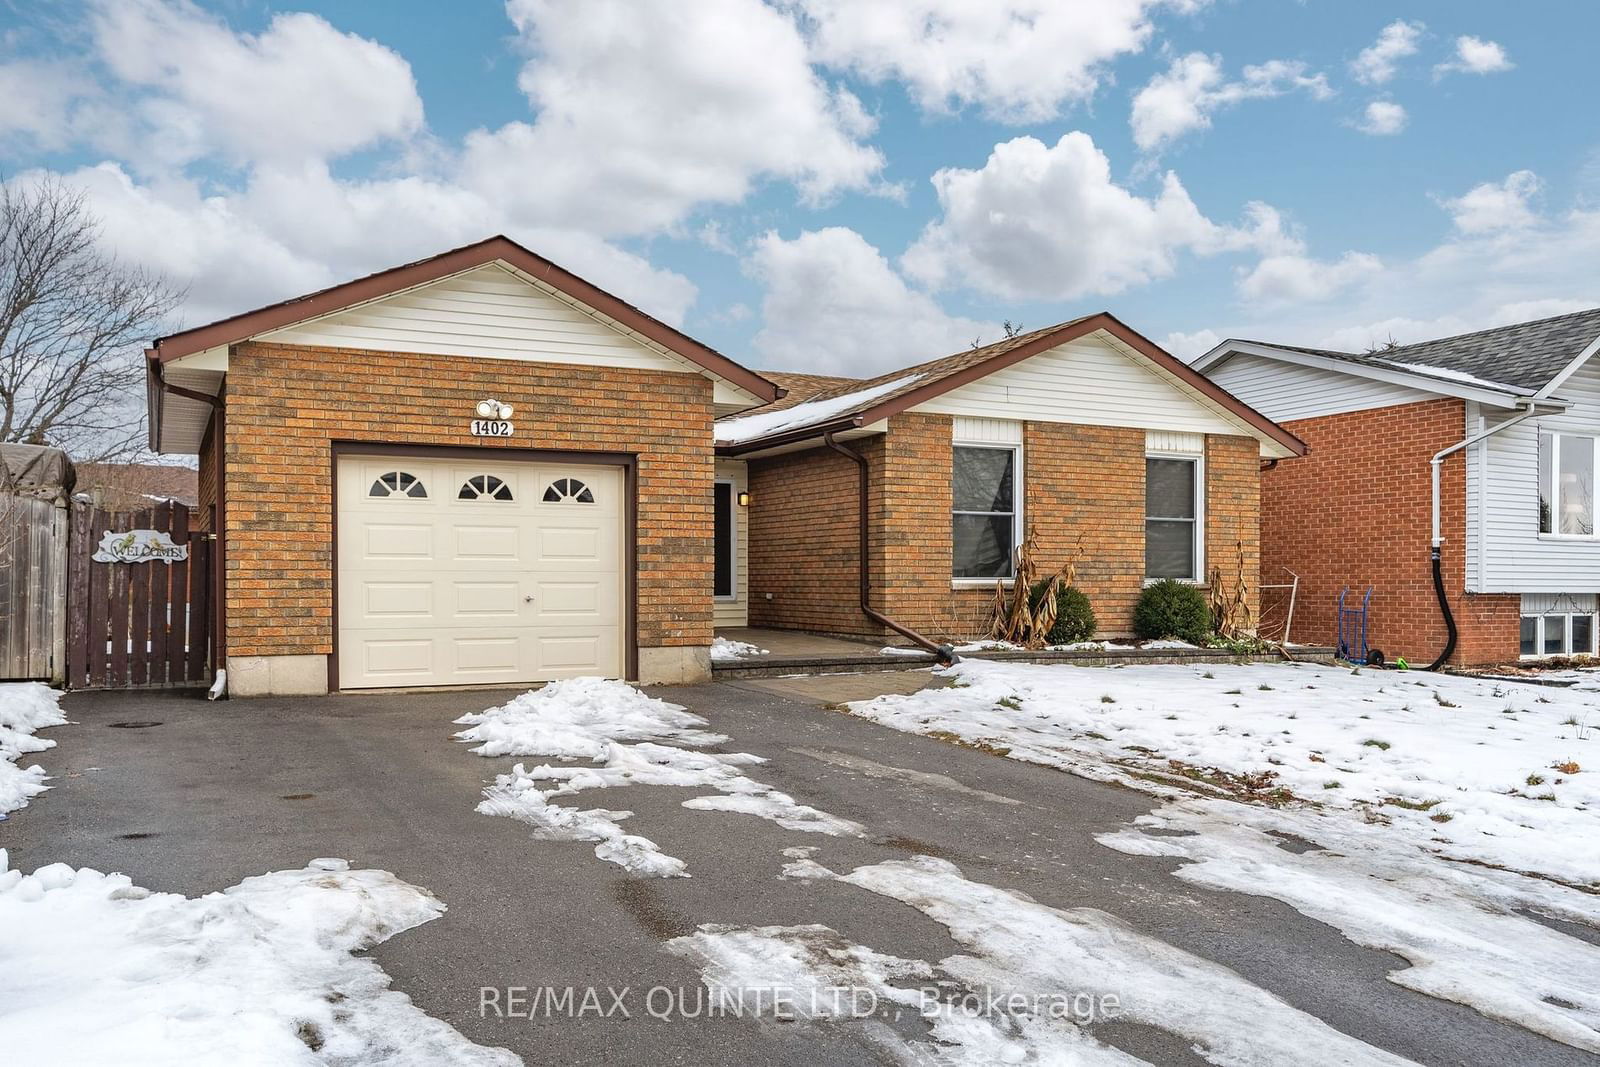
[50,501,68,686]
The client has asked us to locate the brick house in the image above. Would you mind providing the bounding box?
[146,235,1303,696]
[1194,308,1600,666]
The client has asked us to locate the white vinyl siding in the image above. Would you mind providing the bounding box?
[952,415,1023,445]
[261,263,698,375]
[713,459,748,627]
[1472,358,1600,591]
[1206,352,1436,421]
[912,335,1250,441]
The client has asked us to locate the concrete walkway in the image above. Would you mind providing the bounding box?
[3,680,1585,1065]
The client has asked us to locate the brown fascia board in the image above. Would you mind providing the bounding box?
[854,312,1308,457]
[715,414,865,457]
[148,235,783,404]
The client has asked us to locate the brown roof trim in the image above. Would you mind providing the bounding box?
[149,235,782,403]
[849,313,1307,456]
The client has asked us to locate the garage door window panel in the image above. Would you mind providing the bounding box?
[459,474,514,501]
[369,471,427,498]
[543,477,595,503]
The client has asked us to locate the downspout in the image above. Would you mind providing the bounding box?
[823,432,957,665]
[1426,399,1549,670]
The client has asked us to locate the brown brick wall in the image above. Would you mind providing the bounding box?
[1205,433,1262,626]
[745,413,1263,643]
[1263,398,1518,665]
[222,341,714,660]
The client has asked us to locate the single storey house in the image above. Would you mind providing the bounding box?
[146,235,1303,697]
[1193,307,1600,666]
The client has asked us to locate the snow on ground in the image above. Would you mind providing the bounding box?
[847,659,1600,887]
[0,854,517,1066]
[457,678,862,876]
[0,683,68,816]
[710,636,768,662]
[845,659,1600,1051]
[668,855,1411,1065]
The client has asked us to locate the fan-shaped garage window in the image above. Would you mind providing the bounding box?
[368,471,427,498]
[458,474,514,501]
[543,477,595,503]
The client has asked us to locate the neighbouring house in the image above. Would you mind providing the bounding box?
[146,235,1303,697]
[714,317,1305,647]
[1193,307,1600,666]
[75,462,199,511]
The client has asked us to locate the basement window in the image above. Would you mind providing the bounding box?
[952,445,1019,579]
[1537,431,1595,535]
[1520,594,1599,658]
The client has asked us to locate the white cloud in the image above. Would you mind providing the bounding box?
[44,162,699,329]
[1437,170,1541,234]
[901,132,1292,303]
[1130,53,1332,152]
[1236,250,1383,306]
[1171,175,1600,359]
[791,0,1205,123]
[747,228,1000,374]
[87,0,424,167]
[1165,328,1221,360]
[1355,99,1407,136]
[1350,20,1424,85]
[1435,35,1513,78]
[459,0,885,236]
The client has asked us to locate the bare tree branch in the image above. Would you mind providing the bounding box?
[0,176,182,461]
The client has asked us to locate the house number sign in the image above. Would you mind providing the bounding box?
[470,419,515,438]
[93,529,190,564]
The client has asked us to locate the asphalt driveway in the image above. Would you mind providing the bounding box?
[4,677,1586,1065]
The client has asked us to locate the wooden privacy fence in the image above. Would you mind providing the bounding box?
[67,501,212,689]
[0,496,69,681]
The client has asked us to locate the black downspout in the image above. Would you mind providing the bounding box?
[1426,546,1457,671]
[824,432,957,665]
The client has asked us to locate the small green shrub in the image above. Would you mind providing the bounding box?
[1133,579,1212,643]
[1028,580,1097,644]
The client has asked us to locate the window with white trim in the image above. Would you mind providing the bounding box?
[1145,454,1202,581]
[1520,594,1598,658]
[952,445,1018,579]
[1537,431,1595,535]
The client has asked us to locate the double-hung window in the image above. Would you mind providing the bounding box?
[952,445,1018,579]
[1538,431,1596,536]
[1145,454,1202,581]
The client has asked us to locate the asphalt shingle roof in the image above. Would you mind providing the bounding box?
[1236,307,1600,394]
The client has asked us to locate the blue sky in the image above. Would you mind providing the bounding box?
[3,0,1596,375]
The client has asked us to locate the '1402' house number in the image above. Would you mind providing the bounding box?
[470,419,514,438]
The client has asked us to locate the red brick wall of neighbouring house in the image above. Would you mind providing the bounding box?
[1262,398,1519,666]
[222,341,715,661]
[746,412,1263,644]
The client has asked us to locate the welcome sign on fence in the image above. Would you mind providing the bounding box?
[92,529,190,564]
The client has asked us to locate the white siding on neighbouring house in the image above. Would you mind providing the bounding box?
[1472,358,1600,592]
[1206,352,1437,421]
[260,263,698,375]
[913,334,1252,442]
[714,459,749,628]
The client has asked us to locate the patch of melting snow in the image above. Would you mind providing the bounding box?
[673,855,1413,1065]
[0,854,519,1066]
[710,636,769,661]
[1098,801,1600,1053]
[0,682,68,815]
[457,678,862,876]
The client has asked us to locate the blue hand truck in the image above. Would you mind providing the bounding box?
[1336,587,1384,666]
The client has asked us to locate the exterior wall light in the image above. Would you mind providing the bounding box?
[737,491,751,507]
[475,399,515,419]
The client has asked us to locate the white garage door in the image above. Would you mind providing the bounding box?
[336,454,625,689]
